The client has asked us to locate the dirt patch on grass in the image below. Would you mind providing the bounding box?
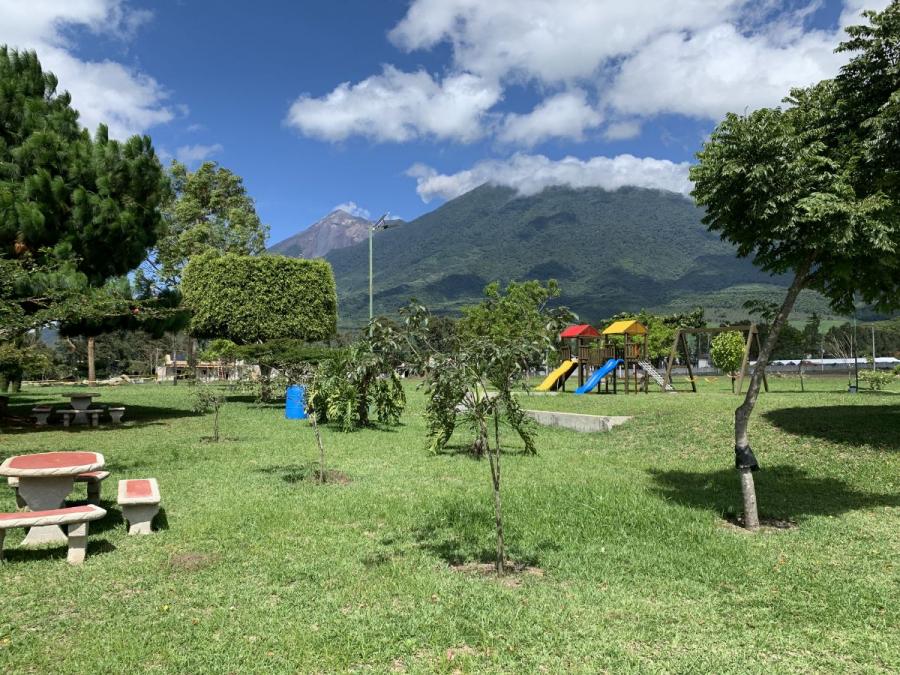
[721,515,798,532]
[169,552,218,571]
[310,469,351,485]
[450,561,544,587]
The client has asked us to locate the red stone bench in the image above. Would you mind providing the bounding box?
[8,470,110,507]
[0,504,106,564]
[118,478,161,534]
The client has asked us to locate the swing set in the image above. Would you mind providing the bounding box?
[663,324,769,394]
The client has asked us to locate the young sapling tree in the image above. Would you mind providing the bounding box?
[710,331,746,393]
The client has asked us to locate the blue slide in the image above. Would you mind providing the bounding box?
[575,358,622,394]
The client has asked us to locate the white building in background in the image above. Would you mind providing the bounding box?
[759,357,899,371]
[155,353,258,383]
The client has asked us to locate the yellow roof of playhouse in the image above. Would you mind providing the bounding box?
[602,320,648,336]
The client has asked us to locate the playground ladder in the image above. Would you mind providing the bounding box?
[638,360,677,393]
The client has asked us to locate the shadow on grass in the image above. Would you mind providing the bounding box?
[0,538,116,564]
[763,405,900,451]
[649,464,900,521]
[0,401,195,435]
[258,463,350,485]
[223,394,283,409]
[410,497,556,567]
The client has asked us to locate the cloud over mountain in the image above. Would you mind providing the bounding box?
[408,153,692,202]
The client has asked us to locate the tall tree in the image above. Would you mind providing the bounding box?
[0,47,168,355]
[147,161,269,287]
[690,4,900,529]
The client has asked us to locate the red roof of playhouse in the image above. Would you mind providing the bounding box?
[560,324,600,339]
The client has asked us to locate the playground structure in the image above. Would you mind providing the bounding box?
[663,324,768,394]
[538,320,665,394]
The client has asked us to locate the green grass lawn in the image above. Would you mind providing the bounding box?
[1,376,897,673]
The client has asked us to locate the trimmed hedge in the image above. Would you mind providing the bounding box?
[182,251,337,344]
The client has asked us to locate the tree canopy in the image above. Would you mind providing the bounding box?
[0,48,168,286]
[181,251,337,344]
[148,160,269,287]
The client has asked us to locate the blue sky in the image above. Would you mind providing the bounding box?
[0,0,888,244]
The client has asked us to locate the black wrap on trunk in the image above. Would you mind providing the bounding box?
[735,445,759,471]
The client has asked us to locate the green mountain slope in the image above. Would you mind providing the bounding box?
[325,185,832,326]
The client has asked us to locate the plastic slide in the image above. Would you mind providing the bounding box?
[575,358,623,394]
[536,359,578,391]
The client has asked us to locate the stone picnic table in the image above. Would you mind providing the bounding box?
[62,392,101,425]
[0,451,105,546]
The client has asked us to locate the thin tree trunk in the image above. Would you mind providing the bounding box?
[734,262,810,530]
[311,410,326,484]
[485,415,505,575]
[172,333,178,386]
[87,336,96,385]
[187,338,196,382]
[213,406,220,442]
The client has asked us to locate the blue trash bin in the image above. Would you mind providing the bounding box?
[285,384,307,419]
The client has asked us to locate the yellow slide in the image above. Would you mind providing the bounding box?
[536,359,578,391]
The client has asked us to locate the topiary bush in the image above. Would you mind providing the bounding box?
[182,251,337,344]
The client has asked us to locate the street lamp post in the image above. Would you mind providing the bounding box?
[368,214,391,335]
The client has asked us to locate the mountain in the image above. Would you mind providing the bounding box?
[319,184,833,326]
[268,209,372,258]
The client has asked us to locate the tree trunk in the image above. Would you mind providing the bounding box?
[171,333,178,386]
[187,338,196,382]
[486,414,505,575]
[310,409,326,484]
[357,376,371,427]
[734,262,810,530]
[259,365,272,402]
[87,336,96,385]
[213,406,220,442]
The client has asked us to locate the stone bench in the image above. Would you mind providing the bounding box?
[9,470,111,506]
[31,406,53,426]
[118,478,161,535]
[0,504,107,564]
[108,407,126,423]
[60,408,103,427]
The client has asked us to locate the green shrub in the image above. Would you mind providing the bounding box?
[182,251,337,344]
[859,370,893,391]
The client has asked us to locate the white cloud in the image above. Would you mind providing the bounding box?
[386,0,892,129]
[285,66,501,143]
[607,22,849,120]
[499,90,602,146]
[389,0,741,83]
[332,201,371,219]
[407,153,692,202]
[175,143,223,164]
[0,0,175,138]
[604,121,641,141]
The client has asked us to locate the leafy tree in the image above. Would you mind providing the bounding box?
[710,331,745,392]
[690,4,900,529]
[145,161,269,288]
[802,313,822,355]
